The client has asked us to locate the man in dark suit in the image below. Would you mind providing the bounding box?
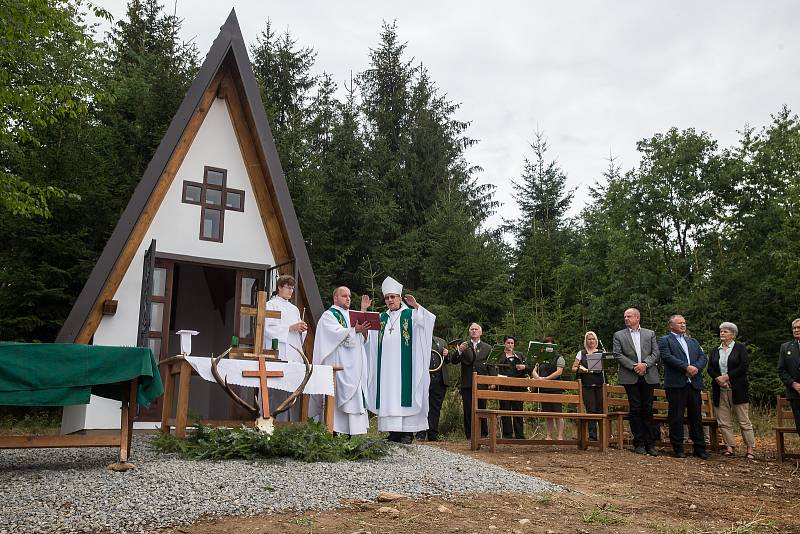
[658,315,708,459]
[613,307,661,456]
[778,318,800,435]
[450,322,492,440]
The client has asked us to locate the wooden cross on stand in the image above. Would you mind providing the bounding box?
[241,356,284,418]
[235,290,284,417]
[234,290,281,360]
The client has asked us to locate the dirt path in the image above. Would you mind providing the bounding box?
[173,440,800,533]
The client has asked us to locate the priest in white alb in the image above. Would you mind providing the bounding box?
[264,274,307,421]
[365,276,435,443]
[311,286,371,435]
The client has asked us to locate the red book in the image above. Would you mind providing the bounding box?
[348,310,381,331]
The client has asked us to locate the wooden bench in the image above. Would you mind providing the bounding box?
[605,385,718,450]
[775,396,799,463]
[471,373,607,452]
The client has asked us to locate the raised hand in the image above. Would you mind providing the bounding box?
[360,294,372,312]
[403,294,419,309]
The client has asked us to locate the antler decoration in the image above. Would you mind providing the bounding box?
[210,344,314,432]
[211,347,259,418]
[271,343,314,418]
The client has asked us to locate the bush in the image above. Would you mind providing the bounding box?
[151,421,392,462]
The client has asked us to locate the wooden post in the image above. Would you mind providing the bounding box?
[300,394,309,421]
[470,371,479,451]
[118,380,132,463]
[109,378,138,471]
[324,369,339,432]
[253,291,267,356]
[160,362,175,434]
[489,413,497,453]
[126,378,138,454]
[174,359,192,439]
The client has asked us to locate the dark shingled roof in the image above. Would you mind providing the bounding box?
[57,9,323,343]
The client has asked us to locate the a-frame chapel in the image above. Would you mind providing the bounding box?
[57,10,324,433]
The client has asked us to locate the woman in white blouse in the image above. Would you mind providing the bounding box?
[707,322,755,459]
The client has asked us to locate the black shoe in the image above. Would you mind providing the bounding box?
[646,446,659,457]
[427,433,439,442]
[415,431,428,441]
[634,445,647,455]
[694,450,709,460]
[673,450,686,458]
[398,433,413,444]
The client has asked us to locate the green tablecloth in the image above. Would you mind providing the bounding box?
[0,343,164,408]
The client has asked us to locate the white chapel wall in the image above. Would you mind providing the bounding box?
[63,97,278,432]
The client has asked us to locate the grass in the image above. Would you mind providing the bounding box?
[0,407,62,436]
[582,504,626,526]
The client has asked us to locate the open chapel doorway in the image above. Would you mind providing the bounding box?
[137,256,268,422]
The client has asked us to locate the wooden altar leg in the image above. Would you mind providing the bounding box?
[174,360,192,439]
[324,394,335,432]
[109,379,137,471]
[324,369,339,433]
[300,394,309,422]
[126,378,138,454]
[160,362,175,434]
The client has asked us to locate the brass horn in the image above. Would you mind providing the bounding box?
[430,336,447,373]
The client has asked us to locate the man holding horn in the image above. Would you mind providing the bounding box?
[365,276,436,443]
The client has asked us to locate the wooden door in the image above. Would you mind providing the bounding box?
[138,257,174,421]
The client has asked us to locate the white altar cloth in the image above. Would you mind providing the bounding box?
[185,356,335,396]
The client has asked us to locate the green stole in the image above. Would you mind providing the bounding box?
[376,307,414,409]
[328,307,347,328]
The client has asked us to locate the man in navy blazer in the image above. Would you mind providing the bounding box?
[658,315,708,459]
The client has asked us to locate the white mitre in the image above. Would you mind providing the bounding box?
[381,276,403,296]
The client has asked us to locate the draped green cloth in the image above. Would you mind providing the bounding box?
[0,343,163,408]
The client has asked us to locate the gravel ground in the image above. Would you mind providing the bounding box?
[0,435,559,533]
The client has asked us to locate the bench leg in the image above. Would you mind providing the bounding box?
[776,429,784,463]
[709,425,719,452]
[617,417,624,449]
[471,416,479,451]
[489,414,497,453]
[599,420,606,452]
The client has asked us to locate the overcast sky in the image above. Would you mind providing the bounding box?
[94,1,800,230]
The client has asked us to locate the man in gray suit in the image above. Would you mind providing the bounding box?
[613,307,661,456]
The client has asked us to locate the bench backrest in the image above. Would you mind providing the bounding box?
[604,385,714,418]
[777,396,793,427]
[471,373,589,412]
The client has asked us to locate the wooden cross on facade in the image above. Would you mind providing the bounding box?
[241,356,284,418]
[180,166,245,242]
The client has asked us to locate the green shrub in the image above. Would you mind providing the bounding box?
[151,421,391,462]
